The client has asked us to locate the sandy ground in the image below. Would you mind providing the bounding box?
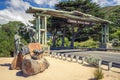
[0,56,120,80]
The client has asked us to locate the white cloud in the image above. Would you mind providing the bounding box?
[92,0,120,7]
[113,0,120,5]
[33,0,61,7]
[0,0,120,25]
[0,0,33,25]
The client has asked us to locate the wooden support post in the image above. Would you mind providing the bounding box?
[70,25,75,48]
[61,25,65,47]
[39,16,47,45]
[37,16,41,43]
[101,24,109,48]
[108,62,112,71]
[44,16,47,45]
[35,17,38,42]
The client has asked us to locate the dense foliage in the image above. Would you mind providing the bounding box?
[0,21,25,57]
[55,0,104,18]
[48,0,105,47]
[0,1,120,57]
[107,7,120,46]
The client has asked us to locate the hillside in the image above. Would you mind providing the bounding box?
[100,5,120,18]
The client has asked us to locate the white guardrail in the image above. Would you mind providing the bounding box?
[47,51,119,71]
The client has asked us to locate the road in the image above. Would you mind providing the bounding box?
[52,49,120,67]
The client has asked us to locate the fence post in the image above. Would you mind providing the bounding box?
[57,53,60,59]
[61,54,64,60]
[76,56,80,62]
[70,55,74,62]
[108,62,112,71]
[51,52,54,57]
[81,57,85,64]
[53,52,56,58]
[98,60,102,68]
[65,54,68,60]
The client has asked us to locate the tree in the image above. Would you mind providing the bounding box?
[108,7,120,40]
[0,21,25,57]
[48,0,104,46]
[55,0,104,18]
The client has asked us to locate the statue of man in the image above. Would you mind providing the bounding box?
[14,31,21,55]
[26,26,36,43]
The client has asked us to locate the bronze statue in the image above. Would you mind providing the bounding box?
[19,25,36,43]
[14,31,21,55]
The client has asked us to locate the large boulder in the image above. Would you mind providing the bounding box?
[28,43,43,59]
[22,57,49,76]
[10,52,23,70]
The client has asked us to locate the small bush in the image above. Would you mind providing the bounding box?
[85,55,101,67]
[74,41,80,48]
[79,38,99,48]
[94,69,104,80]
[112,39,120,47]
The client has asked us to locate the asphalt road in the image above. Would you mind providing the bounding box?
[52,49,120,67]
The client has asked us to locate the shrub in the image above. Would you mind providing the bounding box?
[74,41,80,48]
[85,55,101,67]
[112,38,120,47]
[94,69,104,80]
[47,38,52,46]
[79,38,99,48]
[47,37,70,47]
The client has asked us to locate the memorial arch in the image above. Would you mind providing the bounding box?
[26,7,112,48]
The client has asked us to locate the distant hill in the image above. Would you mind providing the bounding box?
[100,5,120,18]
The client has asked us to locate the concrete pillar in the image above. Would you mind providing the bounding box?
[61,54,64,60]
[51,51,56,58]
[65,54,69,60]
[108,62,112,71]
[51,52,54,57]
[81,57,85,64]
[70,55,74,62]
[57,53,60,59]
[76,56,80,62]
[98,60,102,68]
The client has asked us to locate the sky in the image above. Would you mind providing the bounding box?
[0,0,120,25]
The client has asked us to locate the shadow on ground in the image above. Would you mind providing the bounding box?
[0,63,11,67]
[0,63,11,69]
[89,78,97,80]
[16,71,29,77]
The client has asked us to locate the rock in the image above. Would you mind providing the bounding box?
[22,58,49,76]
[28,43,43,60]
[10,52,23,70]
